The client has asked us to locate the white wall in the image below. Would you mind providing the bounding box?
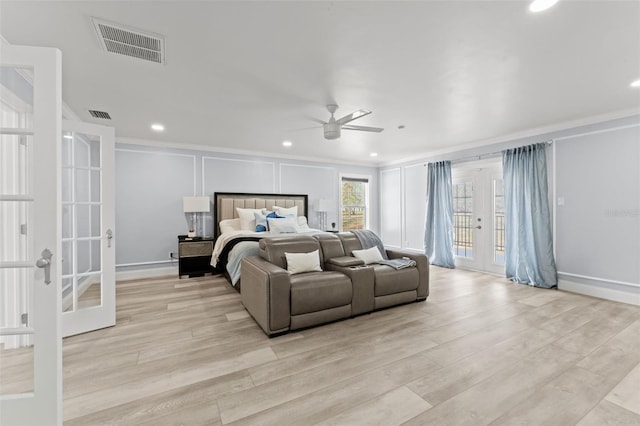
[379,115,640,305]
[115,144,378,276]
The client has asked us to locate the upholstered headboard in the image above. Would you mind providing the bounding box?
[213,192,308,239]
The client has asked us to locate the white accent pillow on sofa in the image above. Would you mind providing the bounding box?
[352,246,384,264]
[285,250,322,274]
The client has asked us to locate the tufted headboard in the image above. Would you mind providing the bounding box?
[213,192,308,239]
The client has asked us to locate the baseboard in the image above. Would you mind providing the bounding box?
[558,278,640,306]
[116,265,178,282]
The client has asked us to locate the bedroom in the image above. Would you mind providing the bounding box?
[1,0,639,424]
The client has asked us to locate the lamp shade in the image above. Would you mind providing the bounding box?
[317,199,332,212]
[183,196,210,213]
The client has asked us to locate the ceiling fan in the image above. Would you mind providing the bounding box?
[309,104,384,140]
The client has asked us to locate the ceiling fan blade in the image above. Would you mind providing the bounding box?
[341,124,384,133]
[289,125,322,132]
[306,116,327,125]
[336,109,372,126]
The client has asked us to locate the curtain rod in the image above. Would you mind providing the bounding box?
[428,140,554,166]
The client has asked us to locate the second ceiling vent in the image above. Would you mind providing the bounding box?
[91,17,165,64]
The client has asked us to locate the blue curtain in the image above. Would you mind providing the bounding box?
[502,143,557,288]
[424,161,455,268]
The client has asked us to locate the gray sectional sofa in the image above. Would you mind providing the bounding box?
[240,233,429,336]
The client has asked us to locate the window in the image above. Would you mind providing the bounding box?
[340,176,369,231]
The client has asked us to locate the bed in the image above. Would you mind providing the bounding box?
[211,192,329,288]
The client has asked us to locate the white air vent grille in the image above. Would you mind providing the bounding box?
[91,17,165,64]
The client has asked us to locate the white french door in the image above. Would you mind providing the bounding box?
[61,120,115,337]
[452,161,505,275]
[0,46,62,425]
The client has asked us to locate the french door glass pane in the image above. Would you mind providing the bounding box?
[0,135,30,196]
[0,66,34,129]
[0,201,29,263]
[0,333,34,395]
[453,181,473,258]
[61,130,102,313]
[0,268,34,395]
[494,179,505,264]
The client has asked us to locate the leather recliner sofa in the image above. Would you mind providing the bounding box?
[240,233,429,336]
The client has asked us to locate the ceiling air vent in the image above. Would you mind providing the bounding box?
[91,17,165,64]
[89,110,112,120]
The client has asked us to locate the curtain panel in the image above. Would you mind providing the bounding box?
[502,143,557,288]
[424,160,455,268]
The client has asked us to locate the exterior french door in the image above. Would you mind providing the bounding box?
[61,120,115,337]
[452,162,505,275]
[0,45,62,425]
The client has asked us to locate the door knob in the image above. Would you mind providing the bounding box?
[475,225,482,229]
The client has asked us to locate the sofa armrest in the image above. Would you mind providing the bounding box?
[325,263,374,315]
[326,256,365,267]
[386,249,430,300]
[241,256,292,335]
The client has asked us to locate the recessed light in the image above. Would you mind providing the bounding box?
[370,152,378,157]
[282,141,292,147]
[151,123,165,132]
[631,79,640,88]
[529,0,559,12]
[63,134,73,140]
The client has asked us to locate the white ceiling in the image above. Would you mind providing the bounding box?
[1,1,639,165]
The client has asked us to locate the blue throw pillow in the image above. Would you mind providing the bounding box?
[263,212,288,231]
[254,212,268,232]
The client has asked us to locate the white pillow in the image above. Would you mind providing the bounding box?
[352,246,384,264]
[236,207,263,231]
[297,216,311,231]
[285,250,322,274]
[267,216,299,234]
[220,218,241,234]
[272,205,298,217]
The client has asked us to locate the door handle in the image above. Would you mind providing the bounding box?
[475,225,482,229]
[36,248,53,285]
[106,229,113,248]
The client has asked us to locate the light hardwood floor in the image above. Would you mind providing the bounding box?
[58,268,640,425]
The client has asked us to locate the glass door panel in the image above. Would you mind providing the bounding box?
[452,181,474,259]
[494,179,506,265]
[61,120,115,338]
[61,131,103,314]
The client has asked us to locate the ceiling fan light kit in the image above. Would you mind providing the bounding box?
[310,104,384,140]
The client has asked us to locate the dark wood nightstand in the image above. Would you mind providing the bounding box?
[178,236,214,278]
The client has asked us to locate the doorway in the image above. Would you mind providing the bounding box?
[451,159,505,275]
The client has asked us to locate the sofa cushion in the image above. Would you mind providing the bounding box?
[285,250,322,274]
[337,233,363,256]
[290,271,352,315]
[372,265,419,296]
[315,234,345,260]
[352,246,384,264]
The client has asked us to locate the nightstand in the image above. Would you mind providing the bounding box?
[178,236,214,278]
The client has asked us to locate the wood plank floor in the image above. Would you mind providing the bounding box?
[60,268,640,425]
